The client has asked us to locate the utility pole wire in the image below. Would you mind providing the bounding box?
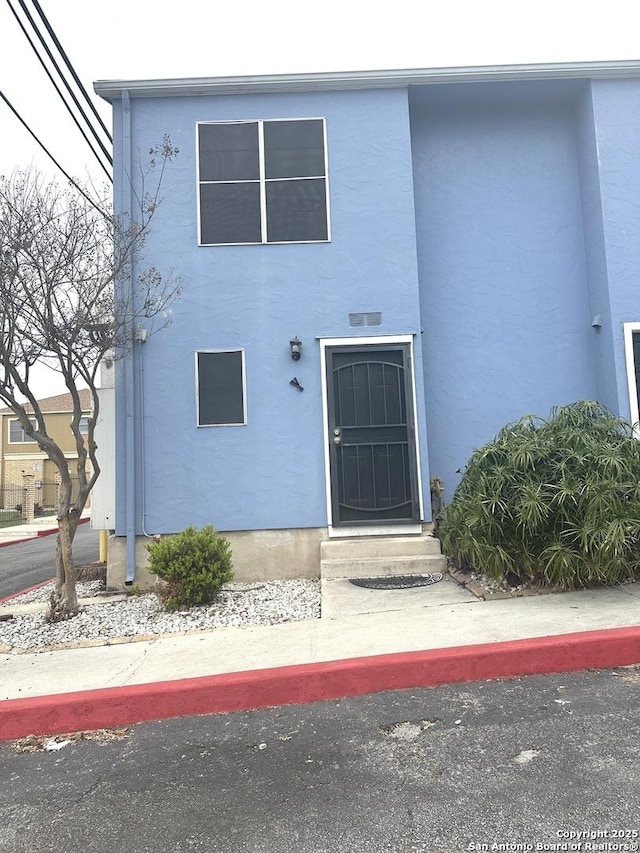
[10,0,112,166]
[0,89,108,215]
[6,0,113,174]
[29,0,112,143]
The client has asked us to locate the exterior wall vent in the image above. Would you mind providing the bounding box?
[349,312,382,327]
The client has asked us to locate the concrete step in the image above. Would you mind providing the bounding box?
[320,534,442,561]
[321,553,447,580]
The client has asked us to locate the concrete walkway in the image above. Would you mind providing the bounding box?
[0,512,90,547]
[2,580,640,702]
[1,515,640,741]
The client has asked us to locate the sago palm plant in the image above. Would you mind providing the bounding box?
[439,401,640,589]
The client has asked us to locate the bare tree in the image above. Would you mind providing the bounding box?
[0,139,180,621]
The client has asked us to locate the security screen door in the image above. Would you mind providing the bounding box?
[326,344,420,526]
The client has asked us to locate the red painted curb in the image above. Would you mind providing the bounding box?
[36,516,91,538]
[1,625,639,741]
[0,537,35,548]
[0,577,53,605]
[0,516,90,548]
[35,527,62,538]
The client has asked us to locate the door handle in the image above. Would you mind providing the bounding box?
[333,436,341,445]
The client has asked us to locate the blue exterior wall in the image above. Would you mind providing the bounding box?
[589,79,640,420]
[410,81,598,496]
[113,87,430,535]
[574,83,619,413]
[109,72,640,534]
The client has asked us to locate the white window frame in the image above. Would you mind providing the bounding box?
[8,417,37,444]
[196,117,331,247]
[195,349,247,427]
[623,322,640,434]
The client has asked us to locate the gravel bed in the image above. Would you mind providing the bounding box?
[448,559,640,598]
[4,580,105,605]
[0,579,321,652]
[466,569,529,595]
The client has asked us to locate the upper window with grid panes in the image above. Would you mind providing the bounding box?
[8,418,37,443]
[197,119,329,245]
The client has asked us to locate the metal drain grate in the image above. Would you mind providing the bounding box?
[349,573,443,590]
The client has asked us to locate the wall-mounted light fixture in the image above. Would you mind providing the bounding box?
[290,336,302,361]
[133,324,148,343]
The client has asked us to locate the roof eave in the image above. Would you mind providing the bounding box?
[94,59,640,101]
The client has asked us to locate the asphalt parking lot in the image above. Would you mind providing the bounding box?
[2,668,639,853]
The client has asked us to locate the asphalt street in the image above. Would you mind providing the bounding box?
[0,523,100,598]
[2,668,639,853]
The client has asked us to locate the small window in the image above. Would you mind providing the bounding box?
[197,118,329,246]
[9,418,37,443]
[196,350,246,426]
[79,416,90,434]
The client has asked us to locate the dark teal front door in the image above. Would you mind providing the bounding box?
[326,344,420,526]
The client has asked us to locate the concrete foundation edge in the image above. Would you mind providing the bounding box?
[107,527,327,589]
[2,626,640,741]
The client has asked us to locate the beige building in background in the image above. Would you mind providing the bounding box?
[0,390,92,510]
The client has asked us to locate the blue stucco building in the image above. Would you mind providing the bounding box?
[95,61,640,584]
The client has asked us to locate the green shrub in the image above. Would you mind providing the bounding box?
[439,401,640,589]
[0,510,22,528]
[146,525,233,611]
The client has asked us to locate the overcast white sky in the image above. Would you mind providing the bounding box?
[2,0,640,182]
[1,0,639,397]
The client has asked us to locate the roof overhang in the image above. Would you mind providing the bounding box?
[94,59,640,101]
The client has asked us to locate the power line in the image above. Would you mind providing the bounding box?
[0,89,108,215]
[5,0,112,177]
[10,0,112,167]
[30,0,112,143]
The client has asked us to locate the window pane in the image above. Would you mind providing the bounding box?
[9,418,36,442]
[9,420,22,442]
[266,179,328,242]
[264,120,325,179]
[197,351,245,425]
[200,183,262,245]
[198,123,260,181]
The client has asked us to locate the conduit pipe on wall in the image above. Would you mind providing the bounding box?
[122,89,136,584]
